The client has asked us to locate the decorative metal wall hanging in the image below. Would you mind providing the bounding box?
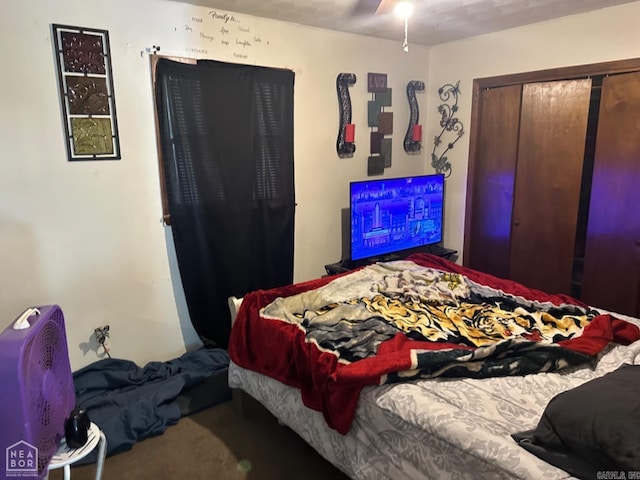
[52,24,121,161]
[431,81,464,178]
[336,73,356,158]
[367,73,392,176]
[403,80,424,154]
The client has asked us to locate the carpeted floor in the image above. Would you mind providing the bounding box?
[49,397,350,480]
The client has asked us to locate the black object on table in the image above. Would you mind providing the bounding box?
[325,246,457,276]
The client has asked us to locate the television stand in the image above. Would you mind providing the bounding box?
[324,246,457,276]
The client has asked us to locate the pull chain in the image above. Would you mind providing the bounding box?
[403,17,409,52]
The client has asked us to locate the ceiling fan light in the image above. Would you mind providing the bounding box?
[394,1,414,20]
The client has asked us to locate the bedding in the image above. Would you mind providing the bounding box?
[513,363,640,478]
[72,347,230,462]
[229,323,640,479]
[228,253,640,435]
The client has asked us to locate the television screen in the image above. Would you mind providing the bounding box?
[350,174,444,262]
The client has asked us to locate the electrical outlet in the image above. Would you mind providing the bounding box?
[94,325,111,358]
[94,325,110,344]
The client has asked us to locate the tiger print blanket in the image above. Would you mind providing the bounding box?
[229,254,640,434]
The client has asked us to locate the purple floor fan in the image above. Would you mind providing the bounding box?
[0,306,75,479]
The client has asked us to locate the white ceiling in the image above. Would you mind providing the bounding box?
[166,0,637,46]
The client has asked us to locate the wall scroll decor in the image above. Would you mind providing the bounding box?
[367,73,393,176]
[403,80,425,154]
[52,24,120,161]
[431,81,463,177]
[336,73,356,158]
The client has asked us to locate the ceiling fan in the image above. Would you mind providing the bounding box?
[351,0,415,51]
[351,0,411,17]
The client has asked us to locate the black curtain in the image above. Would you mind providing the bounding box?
[155,58,295,348]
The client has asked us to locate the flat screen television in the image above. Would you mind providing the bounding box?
[349,173,445,262]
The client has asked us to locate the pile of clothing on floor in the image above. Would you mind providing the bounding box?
[72,347,230,463]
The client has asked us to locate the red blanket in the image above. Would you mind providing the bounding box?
[229,254,640,434]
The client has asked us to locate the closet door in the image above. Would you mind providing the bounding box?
[509,79,592,294]
[581,72,640,317]
[466,85,522,278]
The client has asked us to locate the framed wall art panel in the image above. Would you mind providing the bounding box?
[52,24,121,161]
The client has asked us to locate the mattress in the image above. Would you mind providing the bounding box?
[229,314,640,480]
[227,254,640,478]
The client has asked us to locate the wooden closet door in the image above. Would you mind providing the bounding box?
[465,85,522,278]
[509,79,592,294]
[581,72,640,317]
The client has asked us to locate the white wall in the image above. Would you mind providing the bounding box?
[0,0,430,370]
[7,0,638,371]
[425,1,640,261]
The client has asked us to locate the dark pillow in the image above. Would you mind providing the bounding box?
[513,364,640,477]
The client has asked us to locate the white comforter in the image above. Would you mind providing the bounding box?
[229,309,640,479]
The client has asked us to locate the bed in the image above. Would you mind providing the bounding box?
[227,253,640,479]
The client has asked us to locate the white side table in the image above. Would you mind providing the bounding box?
[46,422,107,480]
